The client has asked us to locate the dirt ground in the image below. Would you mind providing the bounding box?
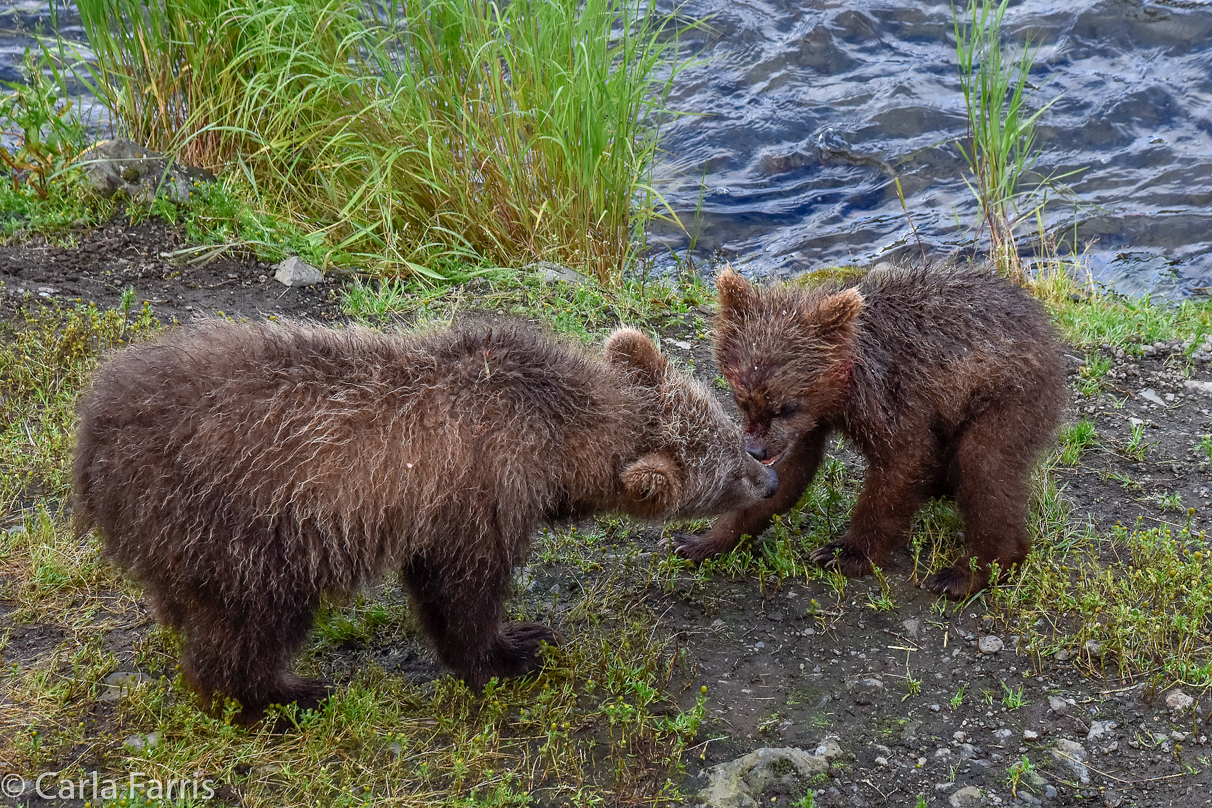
[2,219,1212,808]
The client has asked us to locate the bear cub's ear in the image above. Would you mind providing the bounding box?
[605,328,668,385]
[716,266,757,317]
[811,287,865,343]
[621,451,684,513]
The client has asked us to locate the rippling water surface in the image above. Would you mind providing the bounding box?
[650,0,1212,297]
[4,1,1210,296]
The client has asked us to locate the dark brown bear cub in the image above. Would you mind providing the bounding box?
[671,263,1065,597]
[74,320,776,722]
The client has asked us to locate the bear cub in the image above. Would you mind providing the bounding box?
[74,320,777,722]
[671,263,1065,597]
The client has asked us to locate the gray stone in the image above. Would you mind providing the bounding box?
[698,747,829,808]
[99,671,153,703]
[78,138,213,205]
[529,262,588,285]
[978,635,1004,655]
[1185,380,1212,396]
[1048,697,1068,715]
[1044,784,1058,799]
[815,736,843,759]
[1165,689,1195,713]
[949,785,985,807]
[1084,639,1104,658]
[275,256,324,287]
[123,732,160,752]
[1052,739,1089,784]
[1138,388,1166,407]
[902,618,921,637]
[1087,720,1116,742]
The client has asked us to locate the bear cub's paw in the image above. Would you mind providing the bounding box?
[242,675,335,729]
[808,543,874,577]
[663,531,735,563]
[492,622,560,677]
[921,565,990,599]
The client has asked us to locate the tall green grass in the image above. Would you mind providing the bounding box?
[953,0,1055,281]
[77,0,682,281]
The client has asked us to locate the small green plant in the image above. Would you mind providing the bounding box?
[1058,418,1097,465]
[903,670,922,702]
[951,684,967,708]
[1006,754,1036,797]
[1077,353,1113,395]
[794,793,818,808]
[867,566,896,612]
[1148,490,1183,513]
[0,47,89,198]
[916,795,928,808]
[1001,682,1027,710]
[1121,422,1151,462]
[1198,434,1212,462]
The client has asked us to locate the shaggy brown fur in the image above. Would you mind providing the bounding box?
[74,319,776,721]
[670,262,1065,597]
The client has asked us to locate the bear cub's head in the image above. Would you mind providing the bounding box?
[605,328,778,520]
[712,267,865,468]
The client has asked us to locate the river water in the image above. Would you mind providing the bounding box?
[4,0,1211,297]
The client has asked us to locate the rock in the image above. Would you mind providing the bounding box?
[902,618,921,637]
[1052,739,1089,784]
[1138,388,1166,407]
[666,339,692,351]
[949,786,985,807]
[123,732,160,752]
[99,671,154,703]
[275,257,324,287]
[978,635,1003,655]
[698,747,829,808]
[1044,784,1058,799]
[815,736,844,759]
[1165,689,1195,713]
[1023,729,1039,741]
[1084,639,1104,658]
[78,138,214,205]
[1087,720,1116,742]
[1185,380,1212,396]
[900,719,924,746]
[1048,697,1068,715]
[529,262,588,285]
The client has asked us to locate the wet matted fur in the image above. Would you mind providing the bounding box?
[74,319,777,721]
[671,262,1066,597]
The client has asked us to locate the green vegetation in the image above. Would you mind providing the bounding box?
[1057,417,1096,466]
[954,0,1057,280]
[77,0,684,281]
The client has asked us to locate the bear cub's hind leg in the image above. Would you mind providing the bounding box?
[178,590,331,726]
[921,411,1036,599]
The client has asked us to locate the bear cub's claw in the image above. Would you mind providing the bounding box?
[663,531,729,563]
[242,676,335,729]
[921,565,990,599]
[808,543,873,577]
[494,622,560,676]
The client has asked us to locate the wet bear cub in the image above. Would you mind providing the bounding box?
[74,320,777,722]
[671,263,1065,597]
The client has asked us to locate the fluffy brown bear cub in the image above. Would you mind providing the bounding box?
[670,263,1065,597]
[74,320,777,722]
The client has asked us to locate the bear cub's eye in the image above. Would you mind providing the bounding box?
[776,401,800,418]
